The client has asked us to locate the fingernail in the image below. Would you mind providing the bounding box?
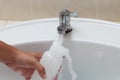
[43,75,47,79]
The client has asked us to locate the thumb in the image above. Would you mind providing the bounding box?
[31,53,43,61]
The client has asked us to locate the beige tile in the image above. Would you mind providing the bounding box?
[0,0,30,20]
[31,0,97,19]
[0,0,120,22]
[97,0,120,21]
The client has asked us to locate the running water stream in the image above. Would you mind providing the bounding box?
[40,34,77,80]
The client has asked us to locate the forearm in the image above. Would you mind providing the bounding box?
[0,41,18,63]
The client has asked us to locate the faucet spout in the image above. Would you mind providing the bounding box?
[57,9,78,34]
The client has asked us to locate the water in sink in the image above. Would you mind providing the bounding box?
[40,34,77,80]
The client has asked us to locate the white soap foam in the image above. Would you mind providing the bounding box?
[40,37,77,80]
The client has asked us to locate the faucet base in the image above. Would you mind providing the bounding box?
[57,24,72,34]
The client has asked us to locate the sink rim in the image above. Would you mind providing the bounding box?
[0,18,120,47]
[0,18,120,31]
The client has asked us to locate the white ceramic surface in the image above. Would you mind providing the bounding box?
[0,18,120,80]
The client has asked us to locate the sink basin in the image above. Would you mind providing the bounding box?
[0,18,120,80]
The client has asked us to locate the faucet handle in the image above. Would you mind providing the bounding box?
[70,12,78,17]
[57,9,78,34]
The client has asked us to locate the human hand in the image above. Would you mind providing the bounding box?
[5,52,46,80]
[0,41,46,80]
[54,65,62,80]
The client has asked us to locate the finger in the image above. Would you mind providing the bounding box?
[58,65,63,72]
[34,62,46,79]
[30,53,43,61]
[25,76,31,80]
[24,68,34,79]
[54,75,58,80]
[13,67,34,80]
[34,53,43,61]
[23,68,34,79]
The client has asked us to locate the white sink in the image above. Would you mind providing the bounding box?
[0,18,120,80]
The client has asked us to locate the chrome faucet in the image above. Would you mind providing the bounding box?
[57,9,78,34]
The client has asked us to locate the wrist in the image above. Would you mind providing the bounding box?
[0,41,19,64]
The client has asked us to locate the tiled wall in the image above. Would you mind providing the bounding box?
[0,0,120,21]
